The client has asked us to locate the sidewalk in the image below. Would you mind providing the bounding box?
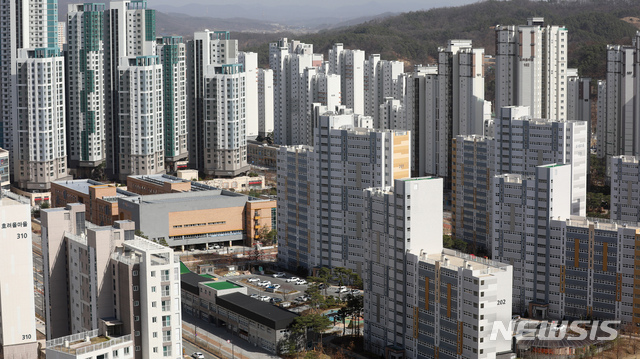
[182,313,278,359]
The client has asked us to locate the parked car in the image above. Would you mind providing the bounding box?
[272,284,281,290]
[286,277,300,283]
[271,297,283,304]
[258,295,270,302]
[279,301,291,308]
[212,244,221,249]
[250,294,259,299]
[336,286,347,292]
[350,289,361,295]
[258,280,271,287]
[247,277,260,283]
[295,279,307,285]
[339,287,349,293]
[273,272,286,278]
[192,353,205,359]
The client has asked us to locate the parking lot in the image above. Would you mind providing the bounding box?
[221,272,363,308]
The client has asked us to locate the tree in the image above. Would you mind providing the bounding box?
[344,294,363,337]
[308,267,331,296]
[134,230,149,239]
[305,284,325,312]
[292,313,333,350]
[336,307,349,336]
[40,201,50,209]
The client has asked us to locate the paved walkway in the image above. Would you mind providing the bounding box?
[182,313,279,359]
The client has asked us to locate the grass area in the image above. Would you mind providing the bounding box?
[203,281,241,290]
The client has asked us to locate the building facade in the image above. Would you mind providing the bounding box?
[610,155,640,222]
[495,17,568,121]
[277,112,410,274]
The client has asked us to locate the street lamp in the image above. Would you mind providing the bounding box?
[227,339,234,359]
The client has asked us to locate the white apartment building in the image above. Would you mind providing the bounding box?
[187,30,238,170]
[111,239,182,359]
[404,65,438,176]
[492,164,572,315]
[116,55,165,180]
[0,193,38,359]
[566,68,591,123]
[328,43,365,115]
[42,203,182,358]
[104,0,158,177]
[379,97,405,130]
[258,69,274,137]
[495,17,568,121]
[596,33,640,160]
[269,38,315,145]
[67,3,106,170]
[452,135,495,252]
[156,36,188,173]
[202,63,249,177]
[610,155,640,222]
[496,106,587,216]
[15,48,70,190]
[239,52,259,138]
[363,177,443,358]
[364,55,404,128]
[277,112,410,273]
[362,177,513,359]
[57,22,66,48]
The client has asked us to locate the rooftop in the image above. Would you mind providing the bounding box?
[124,238,172,253]
[46,330,132,355]
[421,248,511,275]
[203,281,240,290]
[216,292,298,330]
[53,179,112,195]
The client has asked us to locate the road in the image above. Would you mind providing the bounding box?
[183,339,219,359]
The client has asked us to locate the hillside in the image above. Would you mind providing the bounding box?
[243,0,640,80]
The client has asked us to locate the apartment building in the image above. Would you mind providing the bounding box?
[277,111,410,274]
[14,48,71,190]
[116,55,165,180]
[156,36,188,173]
[566,68,591,124]
[239,52,259,138]
[0,193,38,359]
[41,204,183,358]
[362,177,513,359]
[0,148,10,189]
[492,164,572,315]
[610,155,640,222]
[257,69,274,137]
[104,0,158,178]
[364,55,404,128]
[596,32,640,160]
[496,106,587,216]
[328,43,365,115]
[495,17,568,121]
[66,3,107,173]
[451,135,495,252]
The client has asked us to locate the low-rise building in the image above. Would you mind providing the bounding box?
[201,175,266,192]
[118,189,276,249]
[51,179,136,226]
[180,273,296,354]
[247,140,279,169]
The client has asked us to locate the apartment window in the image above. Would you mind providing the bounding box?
[162,300,170,311]
[153,332,158,338]
[162,315,171,327]
[152,301,157,308]
[161,270,170,281]
[134,301,139,306]
[133,286,139,291]
[152,286,156,293]
[135,316,140,321]
[133,270,138,276]
[153,347,158,353]
[153,317,157,323]
[162,285,170,296]
[113,349,119,357]
[124,347,130,354]
[135,331,140,336]
[163,346,172,357]
[163,330,171,342]
[151,271,156,277]
[135,346,141,352]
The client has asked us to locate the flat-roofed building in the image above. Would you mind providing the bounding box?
[51,179,136,226]
[118,189,276,249]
